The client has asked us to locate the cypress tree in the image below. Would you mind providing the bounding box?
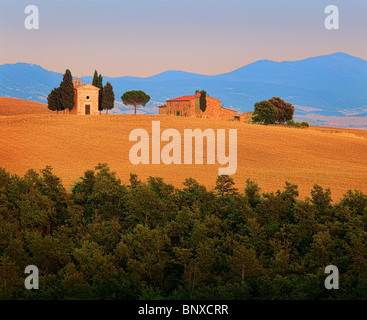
[56,87,64,112]
[47,88,58,113]
[199,90,207,113]
[102,82,115,115]
[60,69,75,112]
[97,74,103,114]
[92,70,99,87]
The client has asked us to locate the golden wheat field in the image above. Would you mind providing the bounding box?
[1,97,367,200]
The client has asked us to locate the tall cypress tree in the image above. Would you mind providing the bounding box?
[56,87,64,112]
[47,88,58,113]
[102,82,115,115]
[199,90,207,113]
[60,69,75,112]
[97,74,103,114]
[92,70,99,87]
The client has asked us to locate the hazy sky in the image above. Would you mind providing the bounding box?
[1,0,366,77]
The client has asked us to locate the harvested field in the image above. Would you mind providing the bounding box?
[0,97,367,200]
[0,97,53,115]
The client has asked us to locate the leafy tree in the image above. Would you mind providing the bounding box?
[244,179,262,209]
[121,90,151,115]
[230,243,263,283]
[1,164,367,300]
[214,175,238,196]
[310,184,333,223]
[102,82,115,114]
[268,97,295,123]
[0,256,23,298]
[60,69,75,112]
[115,225,169,288]
[59,263,92,299]
[252,100,279,125]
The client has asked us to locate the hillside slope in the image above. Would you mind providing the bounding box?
[0,97,51,115]
[0,100,366,199]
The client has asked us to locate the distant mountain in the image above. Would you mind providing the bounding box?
[1,53,366,127]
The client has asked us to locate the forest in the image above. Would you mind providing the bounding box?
[0,163,366,300]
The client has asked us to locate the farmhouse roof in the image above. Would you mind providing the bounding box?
[166,95,199,102]
[221,106,237,113]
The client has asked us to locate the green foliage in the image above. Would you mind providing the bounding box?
[101,82,115,114]
[244,179,261,209]
[91,70,104,113]
[60,69,75,111]
[97,74,103,112]
[121,90,151,115]
[47,70,73,113]
[92,70,99,87]
[47,87,64,113]
[286,120,309,129]
[268,97,295,123]
[252,100,279,125]
[47,88,59,112]
[0,165,366,300]
[214,175,238,196]
[55,87,64,111]
[199,90,207,113]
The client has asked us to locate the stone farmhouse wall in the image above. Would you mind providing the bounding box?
[160,93,237,120]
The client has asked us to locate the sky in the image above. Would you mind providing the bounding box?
[0,0,366,77]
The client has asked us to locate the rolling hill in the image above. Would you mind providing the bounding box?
[0,52,367,127]
[0,97,52,116]
[0,98,367,200]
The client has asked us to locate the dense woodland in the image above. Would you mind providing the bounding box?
[0,164,367,300]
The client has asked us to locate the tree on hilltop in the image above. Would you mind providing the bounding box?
[56,87,64,112]
[252,100,279,125]
[47,87,64,114]
[47,88,59,113]
[102,82,115,115]
[97,74,103,114]
[268,97,295,123]
[92,70,104,114]
[60,69,75,112]
[121,90,151,115]
[92,70,99,87]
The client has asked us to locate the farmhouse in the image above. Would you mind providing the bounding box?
[159,92,236,120]
[234,112,249,123]
[69,79,99,115]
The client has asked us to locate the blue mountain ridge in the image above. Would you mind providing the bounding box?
[0,53,366,127]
